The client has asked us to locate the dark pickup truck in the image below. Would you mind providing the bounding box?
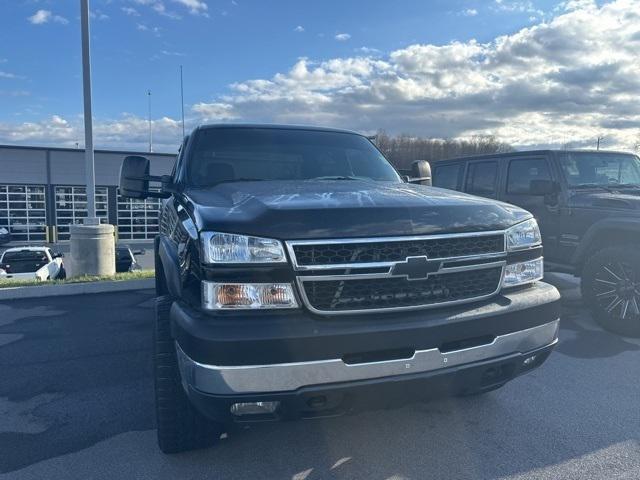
[432,150,640,337]
[119,124,560,453]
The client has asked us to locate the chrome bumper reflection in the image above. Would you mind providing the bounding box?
[176,320,559,395]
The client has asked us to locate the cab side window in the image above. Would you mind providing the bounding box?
[507,158,551,194]
[465,161,498,197]
[433,164,463,191]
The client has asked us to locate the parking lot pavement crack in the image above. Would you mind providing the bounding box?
[0,393,63,434]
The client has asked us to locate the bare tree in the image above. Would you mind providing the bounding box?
[373,130,514,171]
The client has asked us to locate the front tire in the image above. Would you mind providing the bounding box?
[581,246,640,337]
[154,295,223,453]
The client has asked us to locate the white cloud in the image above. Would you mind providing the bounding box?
[132,0,182,19]
[0,71,23,79]
[294,25,305,33]
[462,8,478,16]
[6,0,640,152]
[90,10,110,21]
[160,49,185,56]
[172,0,208,15]
[0,115,183,152]
[356,46,381,55]
[121,6,140,16]
[28,10,69,25]
[187,0,640,151]
[335,33,351,41]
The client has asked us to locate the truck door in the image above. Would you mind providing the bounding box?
[500,156,562,261]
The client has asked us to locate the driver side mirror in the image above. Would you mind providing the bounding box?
[120,155,172,199]
[409,160,432,186]
[52,252,64,259]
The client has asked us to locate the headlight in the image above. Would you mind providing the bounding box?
[506,218,541,251]
[502,258,544,288]
[202,282,298,310]
[201,232,287,264]
[0,227,8,235]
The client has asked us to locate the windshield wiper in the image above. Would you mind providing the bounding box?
[572,182,640,192]
[213,178,265,185]
[611,183,640,189]
[573,183,615,191]
[307,176,361,181]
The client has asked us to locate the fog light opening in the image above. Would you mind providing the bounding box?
[230,401,280,417]
[523,354,537,366]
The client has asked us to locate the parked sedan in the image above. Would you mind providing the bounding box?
[115,244,144,272]
[0,227,10,245]
[0,246,66,282]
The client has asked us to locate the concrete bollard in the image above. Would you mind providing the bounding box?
[69,224,116,277]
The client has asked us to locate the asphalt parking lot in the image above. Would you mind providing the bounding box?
[1,274,639,479]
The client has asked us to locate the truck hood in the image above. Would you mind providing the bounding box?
[185,180,531,239]
[568,189,640,210]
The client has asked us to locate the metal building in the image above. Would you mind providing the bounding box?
[0,145,175,244]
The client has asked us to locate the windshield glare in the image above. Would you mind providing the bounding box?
[560,152,640,187]
[188,128,401,187]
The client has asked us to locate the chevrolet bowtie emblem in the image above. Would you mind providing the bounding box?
[391,256,442,280]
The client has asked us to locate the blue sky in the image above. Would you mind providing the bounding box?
[1,0,639,152]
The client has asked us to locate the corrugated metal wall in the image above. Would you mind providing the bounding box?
[0,145,175,243]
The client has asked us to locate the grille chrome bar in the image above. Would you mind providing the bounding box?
[296,262,505,315]
[286,231,508,315]
[286,230,506,271]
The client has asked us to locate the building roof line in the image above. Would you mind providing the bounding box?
[0,144,177,157]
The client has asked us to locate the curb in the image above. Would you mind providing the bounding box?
[0,278,155,301]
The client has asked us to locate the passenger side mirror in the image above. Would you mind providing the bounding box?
[529,179,558,196]
[409,160,432,186]
[133,249,145,256]
[119,155,172,199]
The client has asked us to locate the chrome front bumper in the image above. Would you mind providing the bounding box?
[176,319,559,395]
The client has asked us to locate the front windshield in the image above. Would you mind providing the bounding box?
[188,128,401,187]
[559,152,640,187]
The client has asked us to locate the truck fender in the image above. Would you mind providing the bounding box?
[158,236,182,299]
[571,217,640,265]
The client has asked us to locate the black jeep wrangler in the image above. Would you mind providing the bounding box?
[119,124,560,453]
[432,149,640,337]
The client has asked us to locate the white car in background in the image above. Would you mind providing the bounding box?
[0,246,66,282]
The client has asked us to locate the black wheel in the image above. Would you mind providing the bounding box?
[154,295,223,453]
[57,266,67,280]
[581,246,640,337]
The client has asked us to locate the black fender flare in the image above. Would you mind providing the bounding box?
[572,217,640,265]
[158,235,183,299]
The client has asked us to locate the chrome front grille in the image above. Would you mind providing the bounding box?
[286,231,507,315]
[292,233,505,267]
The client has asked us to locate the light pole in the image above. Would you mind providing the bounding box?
[147,89,153,153]
[70,0,115,277]
[180,65,185,138]
[80,0,97,224]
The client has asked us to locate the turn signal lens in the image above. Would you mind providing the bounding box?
[502,258,544,288]
[202,282,298,310]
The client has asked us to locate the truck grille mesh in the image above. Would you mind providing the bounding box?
[301,267,503,312]
[293,234,504,266]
